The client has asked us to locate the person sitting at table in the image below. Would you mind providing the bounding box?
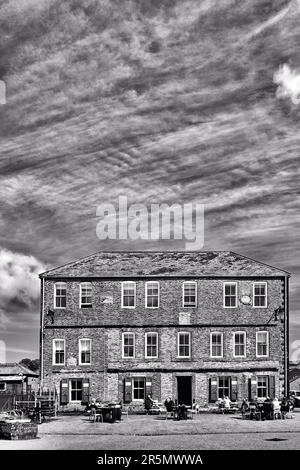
[177,403,188,420]
[223,396,231,412]
[262,397,272,420]
[144,394,154,415]
[164,397,174,412]
[240,398,249,415]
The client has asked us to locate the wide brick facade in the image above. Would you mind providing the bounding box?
[39,251,289,410]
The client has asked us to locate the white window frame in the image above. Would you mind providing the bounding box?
[79,282,92,308]
[52,339,65,365]
[182,281,197,308]
[69,378,83,403]
[253,282,267,308]
[210,332,223,358]
[256,331,269,358]
[177,331,191,358]
[257,375,268,398]
[122,332,135,358]
[223,282,237,308]
[79,338,92,365]
[54,282,67,309]
[233,331,246,358]
[0,382,6,391]
[145,281,160,309]
[121,282,136,309]
[145,332,158,358]
[132,377,146,401]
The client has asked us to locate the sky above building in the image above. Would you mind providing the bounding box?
[0,0,299,363]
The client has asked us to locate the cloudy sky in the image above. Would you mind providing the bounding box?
[0,0,299,363]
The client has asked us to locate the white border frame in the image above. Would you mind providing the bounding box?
[132,377,146,402]
[182,281,197,308]
[223,282,237,308]
[177,331,191,358]
[54,282,67,309]
[79,282,92,308]
[79,338,92,365]
[145,281,160,309]
[256,331,269,357]
[122,332,135,358]
[210,332,223,358]
[253,282,268,308]
[233,331,246,358]
[52,338,65,365]
[121,282,136,309]
[145,332,158,358]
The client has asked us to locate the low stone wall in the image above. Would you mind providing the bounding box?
[0,420,38,440]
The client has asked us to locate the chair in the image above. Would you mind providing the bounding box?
[165,410,175,420]
[91,407,103,423]
[121,405,129,420]
[272,406,282,420]
[187,403,199,419]
[249,404,261,420]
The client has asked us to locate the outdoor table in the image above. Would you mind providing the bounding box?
[96,406,116,423]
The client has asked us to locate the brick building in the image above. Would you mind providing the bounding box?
[39,251,290,410]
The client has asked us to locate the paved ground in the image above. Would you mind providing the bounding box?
[1,410,300,450]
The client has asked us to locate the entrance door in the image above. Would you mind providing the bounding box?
[177,376,192,406]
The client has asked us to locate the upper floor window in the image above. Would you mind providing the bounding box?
[183,282,197,308]
[178,332,191,358]
[122,282,136,308]
[54,282,66,308]
[233,332,246,357]
[122,332,135,358]
[80,283,92,308]
[145,332,158,358]
[79,338,91,365]
[256,331,269,357]
[145,282,159,308]
[224,282,237,308]
[253,282,267,308]
[210,332,223,358]
[53,339,65,365]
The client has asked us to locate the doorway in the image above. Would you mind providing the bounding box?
[177,376,192,406]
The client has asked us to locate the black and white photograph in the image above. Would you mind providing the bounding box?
[0,0,299,463]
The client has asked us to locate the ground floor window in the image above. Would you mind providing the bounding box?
[70,379,83,402]
[0,383,6,391]
[133,378,145,400]
[218,377,231,399]
[257,376,268,398]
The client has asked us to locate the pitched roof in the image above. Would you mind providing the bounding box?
[0,363,39,377]
[40,251,289,278]
[289,368,300,382]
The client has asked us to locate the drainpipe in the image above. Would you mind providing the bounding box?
[285,276,289,397]
[40,277,45,389]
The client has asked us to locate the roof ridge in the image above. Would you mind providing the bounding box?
[229,251,290,275]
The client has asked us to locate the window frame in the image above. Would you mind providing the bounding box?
[210,332,223,358]
[223,282,237,308]
[52,339,65,366]
[257,375,268,399]
[253,282,267,308]
[233,331,246,358]
[54,282,67,309]
[121,281,136,309]
[256,331,269,358]
[132,377,146,401]
[177,331,191,358]
[79,282,92,308]
[69,378,83,403]
[79,338,92,365]
[145,332,158,358]
[182,281,197,308]
[218,376,231,399]
[145,281,160,309]
[122,332,135,359]
[0,382,6,391]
